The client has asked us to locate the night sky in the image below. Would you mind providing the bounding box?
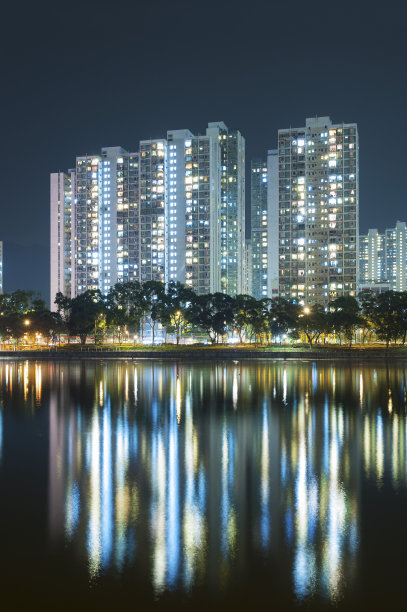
[2,0,406,303]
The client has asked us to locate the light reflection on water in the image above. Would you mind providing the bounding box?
[1,359,407,606]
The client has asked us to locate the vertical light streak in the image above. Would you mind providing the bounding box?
[176,376,181,425]
[23,361,29,401]
[99,380,104,407]
[152,432,167,594]
[221,423,229,557]
[133,366,138,403]
[35,364,42,405]
[65,481,80,540]
[323,410,346,601]
[101,404,113,568]
[376,411,384,487]
[392,413,399,487]
[363,415,370,478]
[283,368,287,404]
[232,368,238,410]
[260,405,270,547]
[183,394,194,588]
[293,402,310,599]
[167,391,180,587]
[115,416,129,571]
[87,410,101,579]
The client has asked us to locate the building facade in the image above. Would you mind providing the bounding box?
[250,151,279,300]
[359,229,385,286]
[251,158,268,298]
[359,221,407,292]
[276,116,359,305]
[50,170,74,301]
[139,140,167,284]
[50,122,245,307]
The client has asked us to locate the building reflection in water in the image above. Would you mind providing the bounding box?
[1,359,407,602]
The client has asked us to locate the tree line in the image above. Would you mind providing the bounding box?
[1,284,407,348]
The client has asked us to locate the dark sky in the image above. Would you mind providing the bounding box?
[1,0,406,303]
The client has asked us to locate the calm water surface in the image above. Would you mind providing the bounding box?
[0,359,406,610]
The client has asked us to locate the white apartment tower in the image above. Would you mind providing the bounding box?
[359,221,407,291]
[385,221,407,291]
[51,148,139,306]
[50,170,74,301]
[73,147,139,296]
[359,229,385,285]
[277,117,359,305]
[167,127,222,294]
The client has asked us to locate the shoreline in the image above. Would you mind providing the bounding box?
[0,348,407,361]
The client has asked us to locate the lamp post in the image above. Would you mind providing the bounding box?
[24,319,30,349]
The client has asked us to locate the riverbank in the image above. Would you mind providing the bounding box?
[1,346,407,361]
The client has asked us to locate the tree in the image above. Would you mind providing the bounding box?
[247,298,269,344]
[105,283,133,343]
[358,290,377,344]
[188,292,234,344]
[0,290,50,343]
[329,295,362,347]
[295,304,329,346]
[163,281,196,344]
[146,281,167,345]
[232,294,261,343]
[265,297,299,343]
[55,290,105,345]
[370,291,406,347]
[30,310,66,344]
[397,292,407,344]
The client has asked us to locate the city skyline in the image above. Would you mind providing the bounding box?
[51,115,362,308]
[2,1,407,301]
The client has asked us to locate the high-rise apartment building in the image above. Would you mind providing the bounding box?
[276,116,359,305]
[251,158,267,298]
[359,221,407,291]
[50,171,74,300]
[167,128,221,294]
[359,229,385,286]
[73,147,139,296]
[385,221,407,291]
[50,122,245,306]
[250,150,279,299]
[139,140,166,283]
[210,123,245,296]
[51,148,139,305]
[243,239,252,295]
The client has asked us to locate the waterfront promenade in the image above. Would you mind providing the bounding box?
[0,346,406,361]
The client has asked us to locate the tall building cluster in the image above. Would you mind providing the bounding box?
[359,221,407,291]
[51,122,245,304]
[54,115,407,307]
